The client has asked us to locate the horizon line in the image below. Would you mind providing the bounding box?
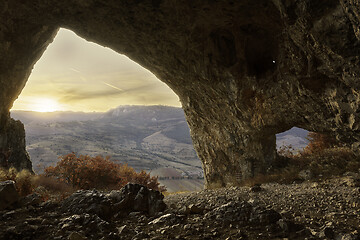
[10,104,183,113]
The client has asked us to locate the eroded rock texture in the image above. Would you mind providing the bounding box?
[1,0,360,188]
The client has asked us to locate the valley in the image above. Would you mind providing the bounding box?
[11,105,307,192]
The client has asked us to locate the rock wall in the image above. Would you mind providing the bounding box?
[1,0,360,188]
[0,3,58,171]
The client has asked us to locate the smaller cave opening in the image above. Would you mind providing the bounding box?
[275,127,309,151]
[273,128,359,182]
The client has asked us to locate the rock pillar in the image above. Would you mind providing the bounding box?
[0,10,58,171]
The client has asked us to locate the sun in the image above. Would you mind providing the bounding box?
[32,98,61,112]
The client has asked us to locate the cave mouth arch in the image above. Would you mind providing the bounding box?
[9,28,203,191]
[11,28,181,113]
[2,0,360,189]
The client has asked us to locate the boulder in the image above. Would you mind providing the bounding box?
[277,219,304,233]
[109,183,166,216]
[298,170,314,181]
[0,180,19,210]
[250,184,263,192]
[61,190,113,220]
[68,231,87,240]
[21,192,42,207]
[186,204,204,214]
[254,209,282,225]
[319,226,335,239]
[62,184,166,220]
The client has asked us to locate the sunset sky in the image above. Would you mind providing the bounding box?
[11,28,180,112]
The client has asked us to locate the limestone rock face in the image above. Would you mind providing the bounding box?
[0,116,32,171]
[5,119,32,171]
[1,0,360,188]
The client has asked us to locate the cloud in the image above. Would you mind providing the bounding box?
[60,88,120,102]
[69,68,81,73]
[102,82,124,92]
[59,83,158,102]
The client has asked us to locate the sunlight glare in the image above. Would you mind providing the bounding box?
[32,98,61,112]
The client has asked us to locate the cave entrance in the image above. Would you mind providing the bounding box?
[12,28,180,112]
[276,127,309,151]
[10,28,203,192]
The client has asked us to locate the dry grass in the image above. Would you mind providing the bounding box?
[0,167,76,201]
[34,175,75,193]
[14,170,34,196]
[33,175,75,202]
[0,153,167,202]
[0,167,35,196]
[243,145,360,187]
[241,167,300,187]
[243,132,360,186]
[297,147,360,177]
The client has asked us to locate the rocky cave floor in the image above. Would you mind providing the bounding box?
[1,175,360,240]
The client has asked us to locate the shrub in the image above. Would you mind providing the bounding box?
[14,169,34,196]
[283,132,349,175]
[44,153,166,192]
[291,146,360,178]
[0,167,35,196]
[33,175,75,201]
[34,175,74,193]
[246,132,360,186]
[131,170,167,192]
[44,153,122,190]
[303,132,339,154]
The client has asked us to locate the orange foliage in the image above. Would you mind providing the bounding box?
[132,170,167,192]
[44,153,165,192]
[304,132,338,154]
[273,131,359,182]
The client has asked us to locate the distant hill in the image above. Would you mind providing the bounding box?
[276,127,309,150]
[11,105,200,170]
[11,110,102,124]
[11,106,204,191]
[10,106,309,191]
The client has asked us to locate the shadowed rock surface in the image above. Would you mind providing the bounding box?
[1,0,360,188]
[61,183,166,220]
[0,180,19,211]
[0,176,359,239]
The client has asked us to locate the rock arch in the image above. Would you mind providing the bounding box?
[1,0,360,188]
